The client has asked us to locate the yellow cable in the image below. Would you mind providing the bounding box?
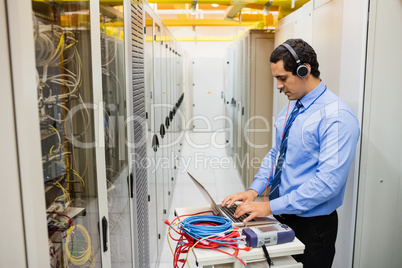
[66,153,70,191]
[48,32,64,64]
[64,39,77,50]
[48,125,62,153]
[63,30,76,50]
[50,145,55,155]
[49,217,69,228]
[65,224,92,266]
[55,181,71,203]
[167,226,174,256]
[71,169,85,187]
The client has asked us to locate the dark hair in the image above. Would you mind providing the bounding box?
[270,39,320,78]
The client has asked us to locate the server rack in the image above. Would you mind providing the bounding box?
[227,30,275,188]
[143,2,185,266]
[3,0,184,267]
[1,0,174,267]
[32,0,109,266]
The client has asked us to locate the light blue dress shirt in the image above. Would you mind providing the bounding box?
[249,81,360,217]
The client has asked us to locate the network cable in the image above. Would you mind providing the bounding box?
[65,224,93,266]
[165,212,251,268]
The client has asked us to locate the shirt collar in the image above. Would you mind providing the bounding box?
[298,80,326,109]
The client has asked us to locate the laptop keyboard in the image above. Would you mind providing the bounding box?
[218,204,252,223]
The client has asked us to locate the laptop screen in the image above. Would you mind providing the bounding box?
[187,172,220,215]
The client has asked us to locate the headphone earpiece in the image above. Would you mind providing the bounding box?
[296,64,309,78]
[280,43,309,78]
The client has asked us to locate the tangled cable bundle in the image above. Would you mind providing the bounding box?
[165,212,251,268]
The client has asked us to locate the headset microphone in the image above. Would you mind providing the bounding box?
[279,89,283,93]
[280,43,309,78]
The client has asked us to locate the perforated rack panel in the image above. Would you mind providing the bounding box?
[130,1,150,267]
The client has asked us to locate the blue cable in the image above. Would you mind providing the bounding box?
[176,215,248,267]
[179,215,239,245]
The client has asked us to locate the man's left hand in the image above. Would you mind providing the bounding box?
[234,201,272,223]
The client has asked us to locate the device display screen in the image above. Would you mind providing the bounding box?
[257,225,277,232]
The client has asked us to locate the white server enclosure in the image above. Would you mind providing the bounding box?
[226,30,275,188]
[2,0,184,267]
[143,2,185,266]
[355,0,402,267]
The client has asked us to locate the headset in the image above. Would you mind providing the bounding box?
[280,43,309,78]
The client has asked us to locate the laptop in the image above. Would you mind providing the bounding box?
[187,172,277,227]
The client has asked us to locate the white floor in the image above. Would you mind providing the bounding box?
[157,131,246,268]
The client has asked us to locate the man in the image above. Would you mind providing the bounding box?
[221,39,360,267]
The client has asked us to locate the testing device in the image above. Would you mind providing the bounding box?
[242,223,295,248]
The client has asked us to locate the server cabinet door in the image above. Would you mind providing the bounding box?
[153,21,166,258]
[1,2,28,265]
[144,10,160,266]
[159,26,170,245]
[192,58,225,131]
[128,1,150,267]
[166,36,174,206]
[225,47,236,157]
[99,1,134,266]
[32,1,105,266]
[241,36,250,186]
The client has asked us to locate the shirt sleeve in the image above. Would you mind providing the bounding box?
[248,143,279,195]
[270,109,360,215]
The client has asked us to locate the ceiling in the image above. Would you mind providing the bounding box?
[147,0,310,41]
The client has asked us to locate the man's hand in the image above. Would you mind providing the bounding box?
[234,201,272,223]
[220,190,259,208]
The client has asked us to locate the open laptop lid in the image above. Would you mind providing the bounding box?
[187,172,278,227]
[187,172,220,215]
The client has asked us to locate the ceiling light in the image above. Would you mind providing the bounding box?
[211,4,219,8]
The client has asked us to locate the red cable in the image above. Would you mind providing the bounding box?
[166,210,215,240]
[54,213,74,227]
[165,212,250,267]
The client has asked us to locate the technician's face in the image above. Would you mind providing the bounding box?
[271,60,307,100]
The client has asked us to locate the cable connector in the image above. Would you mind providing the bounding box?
[198,239,209,245]
[217,232,225,237]
[237,240,247,248]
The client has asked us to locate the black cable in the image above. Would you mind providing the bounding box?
[261,244,273,267]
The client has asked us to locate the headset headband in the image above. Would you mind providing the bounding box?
[281,43,301,64]
[280,42,309,78]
